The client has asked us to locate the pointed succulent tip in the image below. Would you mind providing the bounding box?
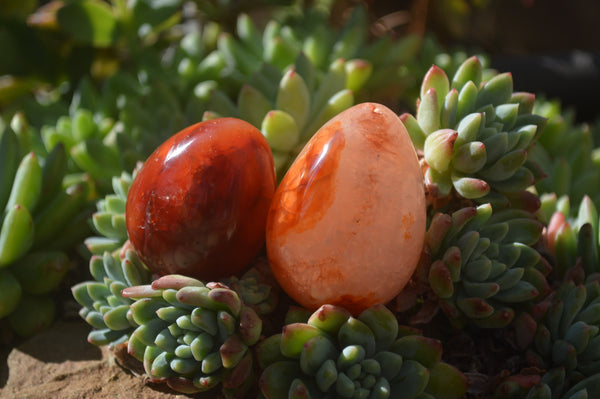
[510,91,536,114]
[202,110,221,121]
[495,308,515,325]
[208,288,242,316]
[206,281,229,289]
[307,304,352,335]
[425,87,437,96]
[506,190,541,213]
[547,211,568,252]
[443,246,461,277]
[424,129,457,173]
[422,64,449,94]
[348,59,371,69]
[429,260,454,298]
[452,206,480,226]
[422,64,449,88]
[281,323,323,358]
[219,334,247,369]
[151,274,204,290]
[119,241,135,259]
[452,176,490,199]
[238,306,262,345]
[217,31,231,41]
[426,212,453,253]
[122,284,160,298]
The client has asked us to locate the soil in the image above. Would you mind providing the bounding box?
[0,320,192,399]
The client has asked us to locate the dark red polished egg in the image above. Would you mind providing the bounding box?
[125,118,276,281]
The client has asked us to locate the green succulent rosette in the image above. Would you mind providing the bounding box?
[121,274,262,396]
[514,277,600,386]
[71,248,152,348]
[400,56,547,206]
[256,304,468,399]
[423,203,549,328]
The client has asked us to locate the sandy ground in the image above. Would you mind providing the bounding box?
[0,320,196,399]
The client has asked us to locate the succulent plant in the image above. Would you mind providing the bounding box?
[513,277,600,387]
[201,6,421,98]
[399,35,497,109]
[400,56,547,207]
[40,107,119,181]
[121,274,263,396]
[84,169,135,256]
[493,367,600,399]
[529,98,600,215]
[0,122,94,336]
[37,73,188,194]
[2,78,171,198]
[8,2,600,397]
[541,194,600,280]
[221,257,280,316]
[417,203,550,328]
[256,303,468,399]
[5,293,57,338]
[417,38,495,84]
[71,248,152,348]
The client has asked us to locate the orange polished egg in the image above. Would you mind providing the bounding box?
[266,103,426,314]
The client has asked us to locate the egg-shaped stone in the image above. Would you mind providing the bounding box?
[126,118,276,281]
[266,102,426,314]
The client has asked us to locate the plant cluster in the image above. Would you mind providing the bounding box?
[2,1,600,399]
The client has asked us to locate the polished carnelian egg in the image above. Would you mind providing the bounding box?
[266,103,426,314]
[126,118,276,281]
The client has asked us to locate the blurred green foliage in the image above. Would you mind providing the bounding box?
[0,0,299,107]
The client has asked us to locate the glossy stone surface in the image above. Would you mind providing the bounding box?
[126,118,276,281]
[266,103,426,314]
